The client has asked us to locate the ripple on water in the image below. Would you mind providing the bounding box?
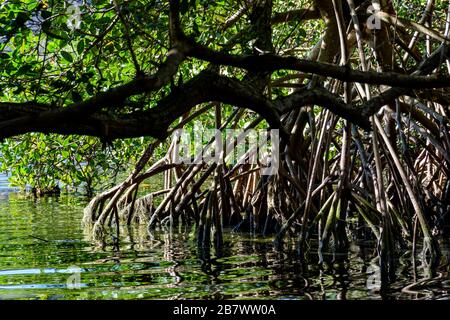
[0,194,449,300]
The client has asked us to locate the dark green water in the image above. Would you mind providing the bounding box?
[0,192,449,300]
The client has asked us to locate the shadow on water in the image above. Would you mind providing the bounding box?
[0,191,449,300]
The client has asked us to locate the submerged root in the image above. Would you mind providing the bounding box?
[120,193,154,225]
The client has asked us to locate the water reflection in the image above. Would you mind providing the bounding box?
[0,173,20,200]
[0,194,449,300]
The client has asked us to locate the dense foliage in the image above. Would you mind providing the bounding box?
[0,0,164,193]
[0,134,149,195]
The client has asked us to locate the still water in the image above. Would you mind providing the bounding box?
[0,174,449,300]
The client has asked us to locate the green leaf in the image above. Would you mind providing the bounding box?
[76,41,84,55]
[60,50,73,63]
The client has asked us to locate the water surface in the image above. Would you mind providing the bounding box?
[0,183,449,300]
